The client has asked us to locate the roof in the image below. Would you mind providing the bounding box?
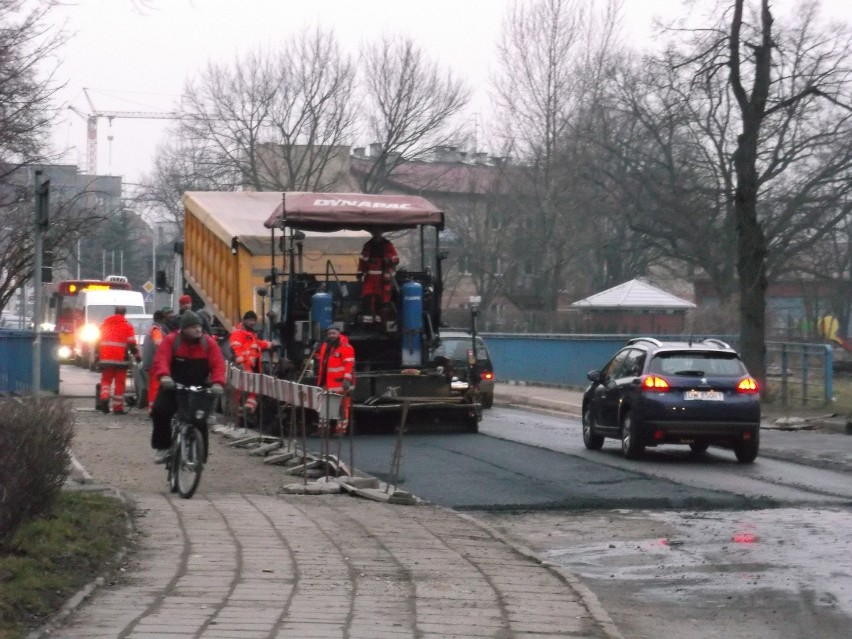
[264,191,445,232]
[183,191,369,255]
[351,157,507,195]
[571,279,696,310]
[184,191,282,255]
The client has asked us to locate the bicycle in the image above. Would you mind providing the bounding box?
[166,384,216,499]
[122,358,141,413]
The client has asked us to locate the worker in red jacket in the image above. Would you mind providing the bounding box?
[97,306,140,414]
[316,326,355,393]
[149,310,225,464]
[315,326,355,435]
[228,310,273,414]
[357,231,399,320]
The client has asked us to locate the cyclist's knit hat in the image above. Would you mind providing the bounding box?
[243,310,258,321]
[178,294,192,306]
[180,310,202,329]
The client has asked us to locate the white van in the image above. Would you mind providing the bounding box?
[74,288,146,368]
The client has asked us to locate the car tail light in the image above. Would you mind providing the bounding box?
[642,375,670,391]
[480,371,493,381]
[737,377,759,394]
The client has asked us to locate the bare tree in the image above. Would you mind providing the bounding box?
[0,0,61,177]
[439,165,517,328]
[0,171,119,312]
[491,0,625,326]
[135,134,240,232]
[358,35,471,194]
[601,50,743,301]
[724,0,850,382]
[0,0,70,313]
[591,1,852,385]
[178,27,357,192]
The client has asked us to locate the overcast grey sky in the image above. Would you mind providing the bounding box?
[50,0,850,186]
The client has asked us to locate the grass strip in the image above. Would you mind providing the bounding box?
[0,491,129,639]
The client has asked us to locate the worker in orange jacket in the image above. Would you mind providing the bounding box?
[97,306,140,414]
[228,310,273,414]
[141,309,170,413]
[315,326,355,434]
[357,231,399,320]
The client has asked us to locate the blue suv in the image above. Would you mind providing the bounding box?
[582,338,761,462]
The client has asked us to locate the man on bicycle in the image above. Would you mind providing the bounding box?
[149,310,225,464]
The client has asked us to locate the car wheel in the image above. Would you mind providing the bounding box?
[689,442,709,455]
[734,433,759,463]
[582,405,604,450]
[481,392,493,409]
[620,410,644,460]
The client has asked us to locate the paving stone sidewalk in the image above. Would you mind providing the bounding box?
[46,490,619,639]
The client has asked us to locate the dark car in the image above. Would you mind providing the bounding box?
[582,337,761,462]
[431,330,495,408]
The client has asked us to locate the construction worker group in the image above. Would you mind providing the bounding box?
[98,295,356,460]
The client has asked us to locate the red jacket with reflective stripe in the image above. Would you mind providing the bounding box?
[98,314,138,368]
[316,335,355,392]
[228,323,271,371]
[357,237,399,298]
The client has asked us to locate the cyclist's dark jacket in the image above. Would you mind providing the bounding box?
[150,332,226,387]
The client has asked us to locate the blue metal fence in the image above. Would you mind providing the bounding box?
[481,333,833,405]
[0,329,60,394]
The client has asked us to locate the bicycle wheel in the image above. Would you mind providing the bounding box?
[175,426,205,499]
[166,433,178,494]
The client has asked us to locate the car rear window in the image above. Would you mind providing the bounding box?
[649,352,746,377]
[434,337,489,361]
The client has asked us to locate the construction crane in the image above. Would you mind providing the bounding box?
[67,88,181,175]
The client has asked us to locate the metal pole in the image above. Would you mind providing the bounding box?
[152,225,157,309]
[32,170,48,395]
[76,237,81,279]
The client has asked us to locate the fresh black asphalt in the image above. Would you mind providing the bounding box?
[346,432,775,511]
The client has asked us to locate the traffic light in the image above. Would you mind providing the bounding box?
[155,270,167,291]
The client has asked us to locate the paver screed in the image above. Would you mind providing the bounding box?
[50,492,609,639]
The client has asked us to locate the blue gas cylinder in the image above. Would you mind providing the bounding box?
[310,290,333,331]
[401,281,423,367]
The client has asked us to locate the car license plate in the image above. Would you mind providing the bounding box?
[684,390,724,401]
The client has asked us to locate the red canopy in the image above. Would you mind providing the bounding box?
[264,192,445,232]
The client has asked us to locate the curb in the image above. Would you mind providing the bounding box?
[452,510,625,639]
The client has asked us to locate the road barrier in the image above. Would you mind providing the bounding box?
[227,365,341,416]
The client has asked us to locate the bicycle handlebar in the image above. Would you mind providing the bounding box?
[173,383,214,393]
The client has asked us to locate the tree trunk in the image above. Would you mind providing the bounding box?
[733,125,768,385]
